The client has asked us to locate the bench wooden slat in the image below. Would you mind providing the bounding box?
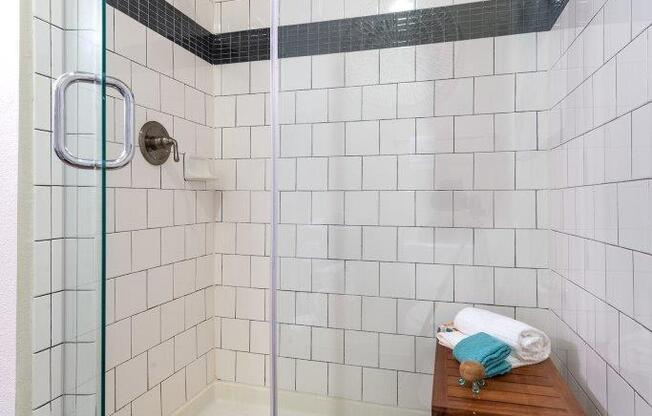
[432,342,585,416]
[445,376,560,397]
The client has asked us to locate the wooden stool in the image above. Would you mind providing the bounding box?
[432,342,585,415]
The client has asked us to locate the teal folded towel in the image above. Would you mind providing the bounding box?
[453,332,512,378]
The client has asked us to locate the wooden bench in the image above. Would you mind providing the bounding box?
[431,342,585,415]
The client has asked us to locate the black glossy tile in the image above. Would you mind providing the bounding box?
[107,0,568,65]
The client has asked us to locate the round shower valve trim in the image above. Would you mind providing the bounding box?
[139,120,180,165]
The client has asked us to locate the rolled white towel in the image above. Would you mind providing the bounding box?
[453,307,551,365]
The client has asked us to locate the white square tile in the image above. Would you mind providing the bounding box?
[312,327,344,363]
[344,0,379,17]
[495,33,537,73]
[474,229,514,267]
[416,264,453,301]
[379,262,415,298]
[281,192,311,224]
[416,117,453,153]
[593,59,617,126]
[328,294,362,329]
[606,245,634,315]
[114,271,147,321]
[398,228,434,263]
[379,333,414,371]
[604,0,632,60]
[595,184,619,244]
[363,226,397,261]
[329,157,362,190]
[475,74,515,113]
[281,56,311,91]
[516,229,548,268]
[494,191,535,228]
[398,155,434,190]
[604,114,631,182]
[329,226,362,260]
[454,265,494,304]
[454,114,493,152]
[397,299,433,336]
[634,252,652,329]
[115,354,148,408]
[312,191,344,224]
[296,157,328,190]
[435,78,473,116]
[296,360,328,395]
[296,292,328,326]
[346,120,379,155]
[363,84,397,120]
[313,123,345,156]
[362,297,396,333]
[435,153,473,190]
[114,10,146,65]
[380,119,415,154]
[617,34,647,116]
[454,38,494,77]
[416,43,453,81]
[495,112,537,151]
[435,228,473,264]
[495,268,537,307]
[328,364,362,400]
[398,372,432,410]
[474,152,514,190]
[618,180,651,252]
[312,53,345,88]
[607,363,635,416]
[345,50,379,86]
[329,87,363,121]
[236,94,265,127]
[380,46,415,83]
[363,156,397,190]
[312,259,345,293]
[379,191,414,226]
[632,103,652,179]
[281,0,312,25]
[379,0,414,12]
[345,261,379,296]
[221,0,249,31]
[345,191,379,225]
[398,81,434,118]
[363,368,397,406]
[296,225,328,258]
[416,191,452,226]
[173,45,196,86]
[453,191,493,227]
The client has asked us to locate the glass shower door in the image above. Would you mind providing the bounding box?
[50,1,133,414]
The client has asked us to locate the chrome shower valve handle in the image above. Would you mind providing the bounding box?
[148,136,180,162]
[138,121,181,165]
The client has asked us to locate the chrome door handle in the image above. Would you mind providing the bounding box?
[52,72,136,170]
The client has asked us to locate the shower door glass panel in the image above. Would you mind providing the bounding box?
[53,0,107,414]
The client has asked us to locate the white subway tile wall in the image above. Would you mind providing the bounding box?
[546,0,652,414]
[211,0,551,413]
[32,0,219,413]
[31,0,652,415]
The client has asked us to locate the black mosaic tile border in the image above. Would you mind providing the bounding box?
[107,0,214,62]
[107,0,568,65]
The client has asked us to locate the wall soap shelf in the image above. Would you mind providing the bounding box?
[184,155,215,181]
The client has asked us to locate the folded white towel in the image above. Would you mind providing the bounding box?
[436,330,528,368]
[453,307,551,365]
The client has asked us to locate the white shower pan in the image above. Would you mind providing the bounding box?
[174,382,430,416]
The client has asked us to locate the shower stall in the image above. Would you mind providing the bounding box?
[24,0,652,415]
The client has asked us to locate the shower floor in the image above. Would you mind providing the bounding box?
[174,381,430,416]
